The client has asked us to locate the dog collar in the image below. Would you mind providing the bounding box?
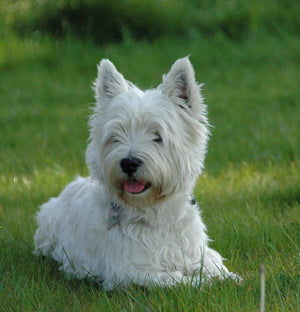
[190,196,196,205]
[107,202,123,230]
[107,196,196,230]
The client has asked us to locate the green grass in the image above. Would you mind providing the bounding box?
[2,0,299,43]
[0,29,299,310]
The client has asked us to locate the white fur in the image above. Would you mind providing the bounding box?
[34,57,239,290]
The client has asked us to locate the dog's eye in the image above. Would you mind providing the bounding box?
[153,133,163,143]
[108,135,119,144]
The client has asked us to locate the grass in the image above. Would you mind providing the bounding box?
[2,0,299,43]
[0,28,299,310]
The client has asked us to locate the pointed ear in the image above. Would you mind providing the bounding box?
[160,57,201,109]
[94,59,128,101]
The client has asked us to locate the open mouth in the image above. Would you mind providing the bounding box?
[124,179,150,194]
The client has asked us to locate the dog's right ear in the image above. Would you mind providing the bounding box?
[94,59,128,101]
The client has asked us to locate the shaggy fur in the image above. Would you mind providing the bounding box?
[34,57,239,290]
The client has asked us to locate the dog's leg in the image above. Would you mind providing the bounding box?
[121,271,203,288]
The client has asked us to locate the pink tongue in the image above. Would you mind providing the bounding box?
[124,180,146,193]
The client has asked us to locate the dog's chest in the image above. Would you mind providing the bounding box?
[114,218,200,271]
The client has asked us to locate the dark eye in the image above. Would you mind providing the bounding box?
[109,135,119,144]
[153,133,163,143]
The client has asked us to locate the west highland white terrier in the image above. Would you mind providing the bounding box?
[34,57,239,289]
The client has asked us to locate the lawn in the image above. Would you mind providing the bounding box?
[0,9,299,312]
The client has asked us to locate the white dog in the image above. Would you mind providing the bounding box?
[34,57,239,289]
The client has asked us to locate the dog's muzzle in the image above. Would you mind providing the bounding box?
[120,157,150,194]
[120,156,142,175]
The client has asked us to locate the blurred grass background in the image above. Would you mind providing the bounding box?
[0,1,299,311]
[1,0,299,42]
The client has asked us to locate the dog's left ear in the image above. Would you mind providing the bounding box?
[160,57,201,109]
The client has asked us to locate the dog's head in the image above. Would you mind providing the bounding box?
[86,57,209,208]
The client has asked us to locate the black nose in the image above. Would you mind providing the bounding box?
[120,157,142,175]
